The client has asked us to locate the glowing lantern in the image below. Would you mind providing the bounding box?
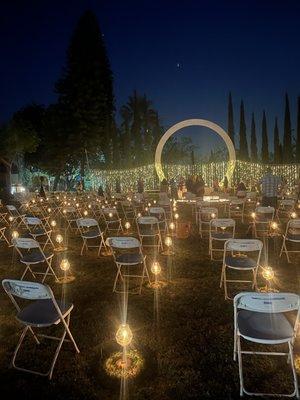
[151,261,161,275]
[251,212,256,219]
[291,212,297,219]
[211,213,216,219]
[83,210,88,216]
[108,212,113,218]
[174,213,179,220]
[11,231,19,239]
[262,266,275,282]
[8,216,14,222]
[115,324,133,347]
[56,234,63,244]
[271,221,278,230]
[125,221,131,230]
[165,236,173,247]
[47,207,51,213]
[169,222,175,230]
[60,259,70,272]
[51,220,57,227]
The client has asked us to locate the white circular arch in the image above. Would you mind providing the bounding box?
[154,118,236,183]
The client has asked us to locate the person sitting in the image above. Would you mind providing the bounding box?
[236,181,247,197]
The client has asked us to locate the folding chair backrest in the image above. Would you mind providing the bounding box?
[64,206,76,213]
[235,292,300,314]
[256,206,275,216]
[25,217,42,225]
[225,239,263,252]
[230,199,245,205]
[246,192,257,199]
[77,218,98,228]
[280,199,295,207]
[13,237,40,249]
[211,218,235,228]
[137,216,159,225]
[149,207,166,217]
[107,236,140,249]
[7,205,17,212]
[287,219,300,230]
[2,279,51,300]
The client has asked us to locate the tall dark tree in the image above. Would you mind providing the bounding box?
[55,10,115,182]
[261,111,269,163]
[283,93,293,162]
[250,113,258,161]
[296,96,300,162]
[227,92,235,145]
[239,100,249,160]
[273,117,281,163]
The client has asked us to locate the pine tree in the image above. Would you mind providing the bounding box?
[239,100,249,160]
[227,92,235,145]
[283,93,293,162]
[296,96,300,162]
[273,117,281,163]
[261,111,269,163]
[250,113,258,161]
[55,10,115,180]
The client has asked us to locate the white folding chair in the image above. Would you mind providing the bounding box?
[149,207,168,235]
[220,239,263,300]
[63,206,80,232]
[102,208,123,234]
[234,292,300,398]
[198,207,218,237]
[76,218,106,256]
[277,199,296,221]
[209,218,235,260]
[229,198,245,223]
[13,237,57,282]
[280,218,300,263]
[252,206,275,237]
[2,279,80,379]
[6,204,26,228]
[121,200,136,221]
[107,236,150,294]
[24,216,54,249]
[136,216,163,252]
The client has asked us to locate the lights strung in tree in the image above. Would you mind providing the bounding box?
[108,212,113,218]
[115,324,133,347]
[47,207,51,213]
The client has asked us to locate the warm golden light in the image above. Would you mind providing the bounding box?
[88,204,91,209]
[108,212,113,218]
[174,213,179,220]
[211,213,216,219]
[151,261,161,275]
[145,207,149,212]
[47,207,51,213]
[251,212,256,218]
[8,216,14,222]
[291,212,297,219]
[271,221,278,230]
[51,220,57,227]
[60,258,70,272]
[165,236,173,247]
[115,324,133,347]
[169,222,175,230]
[56,234,63,244]
[125,221,131,230]
[11,230,19,239]
[83,210,88,216]
[76,203,79,207]
[137,212,142,217]
[262,266,275,281]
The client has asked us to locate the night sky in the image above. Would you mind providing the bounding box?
[1,0,300,155]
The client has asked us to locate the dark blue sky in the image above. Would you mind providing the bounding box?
[1,0,300,155]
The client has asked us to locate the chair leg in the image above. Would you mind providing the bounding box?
[288,341,299,398]
[237,335,244,397]
[11,326,29,369]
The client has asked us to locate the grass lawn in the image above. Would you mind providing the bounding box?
[0,213,299,399]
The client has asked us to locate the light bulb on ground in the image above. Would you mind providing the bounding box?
[56,234,63,244]
[51,220,57,227]
[174,213,179,220]
[165,236,173,247]
[151,261,161,275]
[88,204,91,209]
[211,213,216,219]
[169,222,175,230]
[137,212,141,217]
[153,200,157,204]
[76,203,79,207]
[11,231,19,239]
[173,207,177,212]
[108,212,113,218]
[271,221,278,230]
[262,266,275,282]
[60,258,70,272]
[291,212,297,219]
[148,202,151,207]
[125,221,131,230]
[116,324,133,347]
[47,207,51,213]
[83,210,88,216]
[251,212,256,219]
[145,207,149,212]
[8,216,14,222]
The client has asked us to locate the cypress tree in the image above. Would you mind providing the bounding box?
[55,10,115,179]
[239,100,249,160]
[273,117,281,163]
[283,93,293,162]
[250,113,258,161]
[227,92,235,145]
[296,96,300,162]
[261,111,269,163]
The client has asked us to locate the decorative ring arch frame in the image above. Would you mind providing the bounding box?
[154,119,236,184]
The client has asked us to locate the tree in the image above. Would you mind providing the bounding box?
[296,96,300,162]
[250,113,258,161]
[227,92,235,145]
[261,111,269,163]
[239,100,249,160]
[55,10,115,182]
[273,117,281,163]
[283,93,293,162]
[0,116,38,199]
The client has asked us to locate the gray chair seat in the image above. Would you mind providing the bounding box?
[211,232,232,240]
[237,310,293,342]
[139,227,159,235]
[225,256,257,269]
[21,251,53,264]
[17,299,73,327]
[82,230,100,239]
[30,228,47,236]
[116,253,144,264]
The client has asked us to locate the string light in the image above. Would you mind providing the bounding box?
[271,221,278,230]
[151,261,161,275]
[60,259,70,272]
[115,324,133,347]
[11,231,19,239]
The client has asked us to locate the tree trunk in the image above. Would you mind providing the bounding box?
[0,160,12,203]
